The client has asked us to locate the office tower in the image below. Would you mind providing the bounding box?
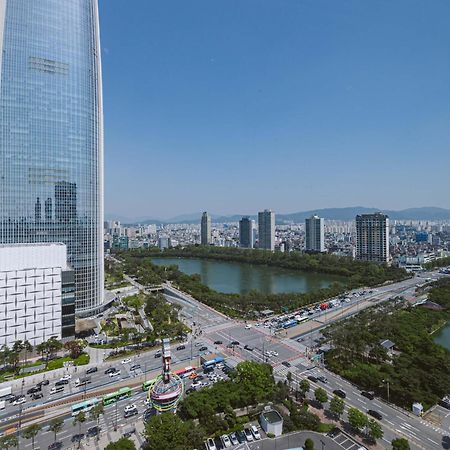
[305,215,325,252]
[0,1,104,314]
[258,210,275,251]
[0,243,75,346]
[239,217,254,249]
[356,213,390,263]
[201,212,211,245]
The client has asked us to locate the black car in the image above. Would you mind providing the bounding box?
[71,434,84,443]
[213,340,223,345]
[282,361,291,368]
[203,366,214,374]
[130,364,141,371]
[214,437,224,450]
[154,352,162,358]
[104,367,117,375]
[86,426,100,437]
[185,387,196,395]
[361,391,375,400]
[199,346,208,352]
[8,395,19,403]
[32,392,44,400]
[48,443,62,450]
[244,345,254,351]
[193,375,204,381]
[236,430,246,443]
[327,427,340,439]
[333,389,346,399]
[86,367,98,374]
[231,341,240,346]
[307,375,318,382]
[37,379,50,387]
[368,410,382,420]
[55,380,68,386]
[176,345,186,350]
[27,386,41,395]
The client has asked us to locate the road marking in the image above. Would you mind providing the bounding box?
[427,437,440,446]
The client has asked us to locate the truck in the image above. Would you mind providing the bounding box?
[74,376,91,387]
[0,386,12,398]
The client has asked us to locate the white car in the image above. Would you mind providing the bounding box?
[60,374,71,381]
[124,404,137,413]
[205,438,216,450]
[245,324,252,329]
[244,428,253,442]
[109,370,121,378]
[271,351,279,357]
[251,425,261,440]
[13,396,26,406]
[191,381,202,388]
[229,433,238,445]
[221,434,232,448]
[121,358,132,365]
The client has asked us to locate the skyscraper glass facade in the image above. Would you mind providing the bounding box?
[0,0,104,313]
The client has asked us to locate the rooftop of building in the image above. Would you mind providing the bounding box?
[261,409,283,424]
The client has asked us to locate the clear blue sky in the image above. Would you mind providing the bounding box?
[100,0,450,220]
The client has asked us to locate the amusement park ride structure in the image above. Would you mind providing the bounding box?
[147,338,184,412]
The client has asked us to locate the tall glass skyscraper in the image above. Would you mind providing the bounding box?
[0,0,104,314]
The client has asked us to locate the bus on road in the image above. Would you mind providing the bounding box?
[102,387,132,406]
[71,398,99,416]
[173,366,196,379]
[202,357,224,370]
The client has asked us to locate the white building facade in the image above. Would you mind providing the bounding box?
[0,243,75,347]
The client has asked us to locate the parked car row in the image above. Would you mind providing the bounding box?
[205,425,261,449]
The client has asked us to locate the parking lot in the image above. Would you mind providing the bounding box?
[327,428,367,450]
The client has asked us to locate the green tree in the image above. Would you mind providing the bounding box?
[329,395,345,420]
[0,435,18,450]
[304,437,316,450]
[347,407,368,432]
[299,379,310,396]
[314,387,328,406]
[392,438,410,450]
[48,418,64,443]
[22,424,41,450]
[286,371,293,389]
[64,340,86,359]
[22,340,33,367]
[144,413,200,450]
[231,361,274,404]
[104,437,136,450]
[367,419,384,442]
[73,411,86,449]
[89,403,104,441]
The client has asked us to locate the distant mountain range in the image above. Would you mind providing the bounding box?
[105,206,450,225]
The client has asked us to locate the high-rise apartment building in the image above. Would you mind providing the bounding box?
[239,217,254,249]
[356,213,390,263]
[201,212,211,245]
[305,215,325,252]
[0,1,104,314]
[258,210,275,251]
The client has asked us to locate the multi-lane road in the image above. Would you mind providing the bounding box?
[2,268,448,449]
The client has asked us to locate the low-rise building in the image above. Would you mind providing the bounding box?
[260,408,283,437]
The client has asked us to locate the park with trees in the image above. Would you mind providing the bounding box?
[324,278,450,410]
[114,246,408,317]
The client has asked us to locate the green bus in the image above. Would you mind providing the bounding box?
[102,387,132,406]
[142,378,157,392]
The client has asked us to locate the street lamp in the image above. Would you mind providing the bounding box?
[382,379,390,403]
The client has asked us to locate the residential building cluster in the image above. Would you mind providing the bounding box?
[105,212,450,271]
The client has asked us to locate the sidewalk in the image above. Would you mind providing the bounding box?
[81,420,146,449]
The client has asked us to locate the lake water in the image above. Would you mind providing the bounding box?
[151,257,344,295]
[434,322,450,350]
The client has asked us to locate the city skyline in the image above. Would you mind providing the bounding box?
[100,0,450,218]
